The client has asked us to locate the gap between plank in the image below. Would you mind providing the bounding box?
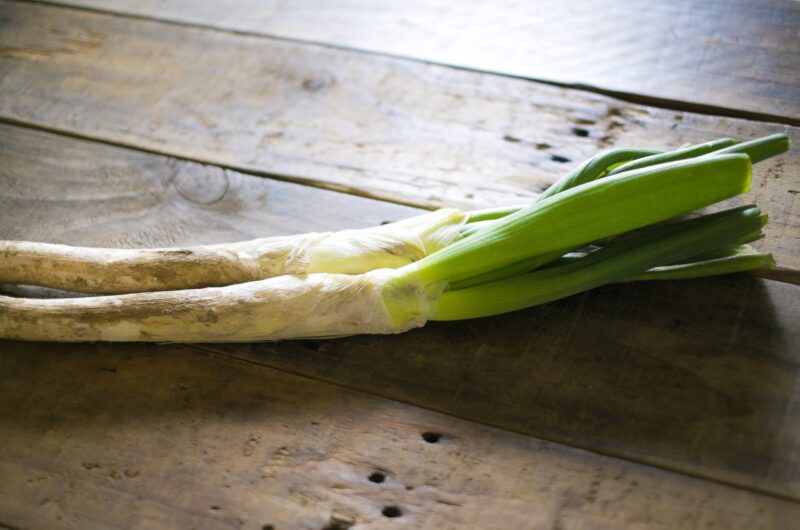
[0,116,431,212]
[18,0,800,128]
[191,343,800,505]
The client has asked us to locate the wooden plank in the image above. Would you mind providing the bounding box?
[1,1,798,271]
[0,124,419,248]
[1,340,799,530]
[3,124,800,500]
[55,0,800,124]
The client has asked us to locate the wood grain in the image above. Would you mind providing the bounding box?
[54,0,800,124]
[0,124,418,248]
[1,1,798,271]
[3,341,798,530]
[3,124,800,501]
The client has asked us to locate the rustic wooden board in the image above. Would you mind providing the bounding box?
[1,1,798,270]
[0,124,419,247]
[2,342,799,530]
[55,0,800,124]
[3,124,800,501]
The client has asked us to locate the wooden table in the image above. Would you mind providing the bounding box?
[1,1,799,528]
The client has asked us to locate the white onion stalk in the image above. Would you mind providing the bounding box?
[0,209,466,294]
[0,268,437,342]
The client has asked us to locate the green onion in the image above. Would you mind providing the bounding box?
[432,206,764,320]
[1,135,787,343]
[410,154,752,286]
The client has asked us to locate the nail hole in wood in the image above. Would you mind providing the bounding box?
[422,432,441,443]
[210,505,220,511]
[262,525,275,530]
[302,78,325,91]
[368,471,386,483]
[551,154,571,163]
[382,506,402,518]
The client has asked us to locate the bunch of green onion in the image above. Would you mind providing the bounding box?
[0,134,789,342]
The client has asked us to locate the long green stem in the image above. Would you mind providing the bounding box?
[466,204,528,223]
[526,230,772,283]
[432,206,764,320]
[537,148,660,201]
[465,148,660,225]
[625,246,774,282]
[607,138,737,176]
[447,249,563,290]
[711,133,789,163]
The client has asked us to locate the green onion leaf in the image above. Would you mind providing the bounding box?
[412,153,752,286]
[433,205,764,320]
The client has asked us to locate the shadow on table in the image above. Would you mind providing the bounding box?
[0,275,796,499]
[241,275,800,498]
[0,339,349,446]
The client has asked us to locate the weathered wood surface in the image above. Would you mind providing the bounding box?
[1,1,798,271]
[0,124,418,248]
[3,124,800,501]
[55,0,800,124]
[3,342,798,530]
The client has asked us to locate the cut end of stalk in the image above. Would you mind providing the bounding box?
[765,254,778,269]
[743,156,753,192]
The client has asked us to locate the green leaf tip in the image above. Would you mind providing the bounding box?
[716,133,790,164]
